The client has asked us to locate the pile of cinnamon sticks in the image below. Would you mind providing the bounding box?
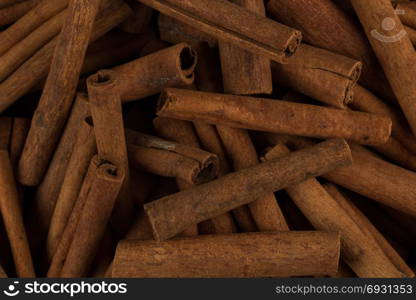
[0,0,415,278]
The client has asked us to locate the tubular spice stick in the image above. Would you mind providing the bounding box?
[30,94,89,249]
[119,0,152,34]
[323,144,416,217]
[144,139,352,241]
[61,161,124,277]
[111,43,197,102]
[138,0,301,63]
[323,183,415,278]
[9,117,30,168]
[218,0,272,95]
[372,137,416,172]
[126,130,219,185]
[0,0,41,27]
[0,150,35,277]
[0,9,67,82]
[0,0,68,56]
[272,44,362,109]
[87,69,132,237]
[217,126,289,232]
[112,232,340,277]
[0,117,12,150]
[48,155,100,277]
[157,88,392,146]
[46,117,96,261]
[264,144,405,278]
[349,0,416,136]
[350,85,416,154]
[267,0,394,101]
[17,0,103,187]
[0,0,130,110]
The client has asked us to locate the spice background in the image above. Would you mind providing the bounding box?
[0,0,415,280]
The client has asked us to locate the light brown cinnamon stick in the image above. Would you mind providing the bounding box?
[272,44,362,109]
[145,139,352,241]
[157,88,392,146]
[46,117,96,261]
[138,0,301,63]
[350,0,416,137]
[9,117,30,168]
[0,0,41,27]
[61,161,124,277]
[112,232,340,277]
[17,0,103,187]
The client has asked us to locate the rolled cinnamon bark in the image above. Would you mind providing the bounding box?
[145,139,352,240]
[272,44,362,109]
[111,43,197,102]
[0,150,35,277]
[218,0,272,95]
[267,0,394,100]
[405,25,416,46]
[87,69,133,237]
[351,85,416,154]
[126,130,219,185]
[119,0,152,34]
[139,0,301,63]
[0,0,41,27]
[47,155,100,277]
[323,183,415,278]
[349,0,416,137]
[157,88,392,146]
[0,0,68,56]
[264,144,405,278]
[0,0,130,113]
[46,117,96,261]
[61,161,124,277]
[9,117,30,168]
[30,94,89,251]
[112,231,340,277]
[217,126,289,232]
[0,9,66,82]
[17,0,103,187]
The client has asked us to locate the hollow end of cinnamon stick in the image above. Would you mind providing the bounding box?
[87,69,118,88]
[177,45,198,78]
[284,31,302,59]
[192,154,218,185]
[344,61,363,107]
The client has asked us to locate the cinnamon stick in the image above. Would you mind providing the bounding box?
[0,0,41,27]
[264,143,406,278]
[9,117,30,168]
[46,117,96,261]
[87,69,132,237]
[394,2,416,29]
[138,0,301,63]
[17,0,103,187]
[218,0,272,95]
[126,130,219,185]
[0,150,35,277]
[111,42,197,102]
[350,0,416,136]
[0,0,131,113]
[112,232,340,277]
[272,44,362,109]
[0,0,68,56]
[157,88,392,146]
[145,139,352,241]
[61,161,124,277]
